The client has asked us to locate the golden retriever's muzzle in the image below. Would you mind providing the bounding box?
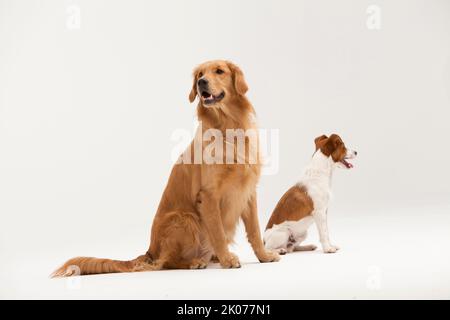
[197,78,225,105]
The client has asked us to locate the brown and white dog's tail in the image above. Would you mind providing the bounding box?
[50,253,157,277]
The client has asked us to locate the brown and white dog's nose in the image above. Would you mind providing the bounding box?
[197,78,208,88]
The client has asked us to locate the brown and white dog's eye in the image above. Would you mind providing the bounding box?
[216,69,224,75]
[198,72,203,77]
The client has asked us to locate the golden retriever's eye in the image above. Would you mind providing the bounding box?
[198,72,203,78]
[216,69,224,75]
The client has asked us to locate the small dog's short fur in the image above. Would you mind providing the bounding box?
[264,134,357,254]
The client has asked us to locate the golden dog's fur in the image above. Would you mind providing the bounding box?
[52,60,279,277]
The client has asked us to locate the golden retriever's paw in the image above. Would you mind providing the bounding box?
[132,261,157,272]
[189,259,208,269]
[219,252,241,269]
[257,250,280,263]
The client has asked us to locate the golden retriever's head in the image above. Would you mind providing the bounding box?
[189,60,248,107]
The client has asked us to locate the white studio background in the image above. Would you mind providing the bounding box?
[1,0,449,299]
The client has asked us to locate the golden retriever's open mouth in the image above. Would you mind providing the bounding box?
[200,90,225,105]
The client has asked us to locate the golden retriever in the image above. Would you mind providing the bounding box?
[52,60,279,277]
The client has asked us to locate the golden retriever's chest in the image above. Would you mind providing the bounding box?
[219,164,259,199]
[221,182,253,216]
[218,165,260,241]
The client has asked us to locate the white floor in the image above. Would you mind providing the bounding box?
[2,205,450,299]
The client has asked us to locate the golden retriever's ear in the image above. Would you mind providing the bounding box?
[227,62,248,96]
[189,72,198,103]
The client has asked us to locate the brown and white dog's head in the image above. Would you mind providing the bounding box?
[314,134,357,169]
[189,60,248,107]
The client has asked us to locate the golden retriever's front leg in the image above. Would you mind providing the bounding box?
[196,190,241,268]
[241,194,280,263]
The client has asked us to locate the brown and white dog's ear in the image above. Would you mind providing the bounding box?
[189,70,198,103]
[314,135,328,150]
[321,134,343,157]
[227,61,248,96]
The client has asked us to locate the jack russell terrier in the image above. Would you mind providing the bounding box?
[264,134,357,254]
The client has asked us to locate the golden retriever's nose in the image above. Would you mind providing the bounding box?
[198,78,208,88]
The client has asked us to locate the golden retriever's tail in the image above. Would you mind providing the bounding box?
[50,253,159,278]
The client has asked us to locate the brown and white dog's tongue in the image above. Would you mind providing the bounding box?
[341,159,353,168]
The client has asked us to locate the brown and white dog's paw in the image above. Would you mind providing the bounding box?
[257,250,281,262]
[219,252,241,268]
[323,245,340,254]
[294,244,318,252]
